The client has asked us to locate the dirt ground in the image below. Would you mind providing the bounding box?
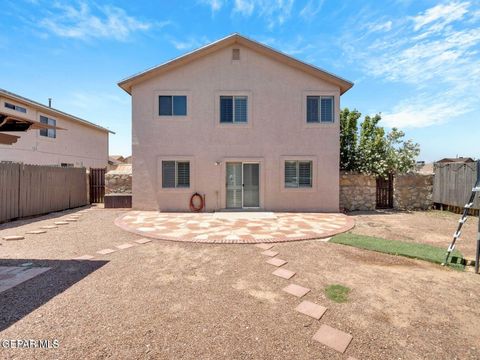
[0,208,479,359]
[349,210,479,258]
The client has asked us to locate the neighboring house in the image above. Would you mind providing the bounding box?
[0,89,113,168]
[118,34,353,211]
[436,157,475,164]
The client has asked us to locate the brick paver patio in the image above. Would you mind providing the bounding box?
[115,211,354,244]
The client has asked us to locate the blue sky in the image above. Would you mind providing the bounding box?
[1,0,479,161]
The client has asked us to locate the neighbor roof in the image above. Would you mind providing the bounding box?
[0,88,114,134]
[118,33,354,95]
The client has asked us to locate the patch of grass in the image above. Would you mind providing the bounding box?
[331,233,464,270]
[325,284,350,303]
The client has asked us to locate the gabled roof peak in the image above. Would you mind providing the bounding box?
[118,33,353,95]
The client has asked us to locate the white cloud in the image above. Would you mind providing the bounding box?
[39,1,155,41]
[232,0,295,28]
[169,36,211,51]
[234,0,255,16]
[367,20,392,32]
[299,0,324,20]
[412,1,469,32]
[342,1,480,128]
[198,0,224,13]
[382,92,474,128]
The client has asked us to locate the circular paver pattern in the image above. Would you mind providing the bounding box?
[115,211,355,244]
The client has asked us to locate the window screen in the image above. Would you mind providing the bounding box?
[220,96,248,123]
[39,115,56,138]
[306,96,333,123]
[159,96,187,116]
[162,161,190,188]
[284,161,312,188]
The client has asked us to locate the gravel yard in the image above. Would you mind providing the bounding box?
[1,208,479,359]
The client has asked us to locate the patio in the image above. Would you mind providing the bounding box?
[114,211,355,244]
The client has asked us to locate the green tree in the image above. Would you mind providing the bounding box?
[339,108,361,171]
[340,110,420,177]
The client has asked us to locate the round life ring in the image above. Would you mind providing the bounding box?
[189,193,204,212]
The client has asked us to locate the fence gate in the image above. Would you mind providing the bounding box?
[376,173,393,209]
[89,168,106,203]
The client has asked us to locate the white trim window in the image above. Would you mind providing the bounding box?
[220,95,248,123]
[162,160,190,188]
[39,115,56,138]
[284,160,312,188]
[5,102,27,114]
[306,96,334,123]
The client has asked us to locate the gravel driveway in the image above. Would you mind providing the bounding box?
[1,208,479,359]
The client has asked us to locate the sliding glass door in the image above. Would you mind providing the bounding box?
[226,162,260,208]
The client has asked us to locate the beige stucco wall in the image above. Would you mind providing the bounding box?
[131,44,342,211]
[0,96,109,168]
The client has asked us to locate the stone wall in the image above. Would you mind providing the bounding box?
[105,164,132,194]
[339,172,376,211]
[393,173,433,210]
[340,172,434,212]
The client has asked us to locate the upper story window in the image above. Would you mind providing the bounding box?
[5,102,27,114]
[285,160,312,188]
[39,115,56,138]
[162,160,190,188]
[306,96,334,123]
[159,95,187,116]
[220,96,248,123]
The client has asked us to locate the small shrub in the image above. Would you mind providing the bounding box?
[325,284,350,303]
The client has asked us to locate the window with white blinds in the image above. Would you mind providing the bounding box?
[220,96,247,123]
[284,161,312,188]
[306,96,334,123]
[162,161,190,188]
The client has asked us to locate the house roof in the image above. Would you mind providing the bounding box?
[0,88,114,134]
[118,33,354,95]
[436,157,475,163]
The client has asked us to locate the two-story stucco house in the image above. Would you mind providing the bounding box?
[0,89,112,168]
[118,34,353,212]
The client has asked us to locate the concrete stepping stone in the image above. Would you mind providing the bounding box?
[312,324,353,353]
[55,221,69,225]
[41,225,58,229]
[255,243,274,250]
[3,235,24,241]
[97,248,116,255]
[266,258,287,267]
[282,283,311,298]
[26,230,47,235]
[261,250,279,257]
[135,238,152,244]
[116,243,135,250]
[73,255,94,260]
[295,300,327,320]
[272,268,296,279]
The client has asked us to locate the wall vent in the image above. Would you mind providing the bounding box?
[232,48,240,61]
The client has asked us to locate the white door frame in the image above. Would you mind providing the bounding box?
[223,158,263,210]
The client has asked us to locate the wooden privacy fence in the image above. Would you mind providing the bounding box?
[0,163,88,223]
[433,162,480,210]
